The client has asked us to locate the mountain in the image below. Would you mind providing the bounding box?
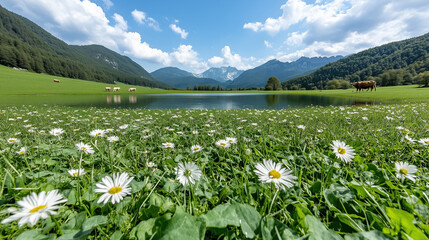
[283,33,429,89]
[0,5,170,88]
[151,67,223,89]
[199,67,244,82]
[229,56,343,88]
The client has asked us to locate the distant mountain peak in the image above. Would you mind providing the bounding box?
[201,66,244,82]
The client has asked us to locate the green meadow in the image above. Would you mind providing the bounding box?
[1,65,429,104]
[1,104,429,239]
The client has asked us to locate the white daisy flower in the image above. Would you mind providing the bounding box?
[215,139,230,148]
[254,159,296,190]
[331,140,356,163]
[175,162,202,186]
[75,142,95,154]
[418,138,429,146]
[95,173,133,204]
[49,128,64,136]
[119,124,128,130]
[89,129,106,137]
[107,136,119,143]
[162,142,175,149]
[68,169,86,177]
[404,135,415,143]
[191,145,203,153]
[395,162,418,182]
[297,125,306,130]
[225,137,237,144]
[7,138,20,144]
[1,190,66,227]
[147,161,157,168]
[17,147,26,155]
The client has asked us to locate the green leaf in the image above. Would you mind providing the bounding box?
[303,215,343,240]
[61,211,87,233]
[344,230,393,240]
[130,214,171,239]
[385,207,428,240]
[16,230,50,240]
[259,216,298,240]
[130,180,147,193]
[324,183,355,212]
[157,208,206,240]
[110,231,124,240]
[200,203,261,238]
[82,215,108,231]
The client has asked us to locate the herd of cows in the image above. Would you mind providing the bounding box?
[53,79,375,93]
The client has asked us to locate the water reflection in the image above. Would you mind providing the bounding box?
[0,93,378,109]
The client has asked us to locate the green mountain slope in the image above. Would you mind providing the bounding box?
[283,33,429,89]
[229,56,342,88]
[0,5,169,88]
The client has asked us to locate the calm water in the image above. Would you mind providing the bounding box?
[0,93,377,109]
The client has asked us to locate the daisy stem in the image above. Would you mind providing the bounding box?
[184,188,186,211]
[268,188,279,215]
[2,156,20,175]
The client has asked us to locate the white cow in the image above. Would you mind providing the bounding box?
[113,87,120,92]
[128,88,136,92]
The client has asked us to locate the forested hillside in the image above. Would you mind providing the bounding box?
[0,5,169,88]
[283,33,429,89]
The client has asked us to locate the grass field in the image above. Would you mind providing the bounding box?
[1,104,429,239]
[1,65,429,103]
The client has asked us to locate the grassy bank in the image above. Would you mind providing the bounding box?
[0,104,428,239]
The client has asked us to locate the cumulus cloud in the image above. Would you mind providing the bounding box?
[131,9,161,31]
[264,40,272,48]
[207,46,253,70]
[113,13,127,31]
[244,0,429,60]
[101,0,113,9]
[170,45,207,72]
[169,23,188,39]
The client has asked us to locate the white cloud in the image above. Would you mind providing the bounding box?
[113,13,127,31]
[264,40,272,48]
[170,45,207,72]
[207,46,253,70]
[169,23,188,39]
[131,9,161,31]
[101,0,113,9]
[245,0,429,61]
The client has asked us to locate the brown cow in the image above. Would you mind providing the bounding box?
[105,87,111,92]
[352,81,376,92]
[53,79,60,83]
[128,88,136,92]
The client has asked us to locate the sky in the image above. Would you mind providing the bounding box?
[1,0,429,73]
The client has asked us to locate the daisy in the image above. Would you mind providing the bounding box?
[191,145,203,153]
[225,137,237,144]
[331,140,355,163]
[254,159,296,190]
[147,161,157,168]
[1,190,66,227]
[49,128,64,136]
[7,138,20,144]
[215,139,230,148]
[162,142,175,149]
[95,173,133,204]
[107,136,119,143]
[418,138,429,146]
[89,129,106,137]
[175,162,202,186]
[68,169,86,177]
[395,162,418,182]
[17,147,26,155]
[404,135,415,143]
[119,124,128,130]
[75,142,95,154]
[297,125,306,130]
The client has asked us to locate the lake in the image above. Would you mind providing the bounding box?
[0,93,377,109]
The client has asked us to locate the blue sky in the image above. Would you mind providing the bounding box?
[1,0,429,73]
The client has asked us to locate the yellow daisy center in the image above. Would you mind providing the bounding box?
[220,142,226,146]
[73,172,79,176]
[9,140,15,143]
[400,168,408,175]
[338,147,346,154]
[269,170,281,179]
[81,147,87,151]
[29,205,46,213]
[96,133,101,136]
[425,140,429,144]
[19,151,24,154]
[194,147,200,151]
[108,186,122,194]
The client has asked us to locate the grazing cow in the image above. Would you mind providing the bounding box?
[105,87,111,92]
[128,88,136,92]
[113,87,120,92]
[53,79,60,83]
[352,81,376,92]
